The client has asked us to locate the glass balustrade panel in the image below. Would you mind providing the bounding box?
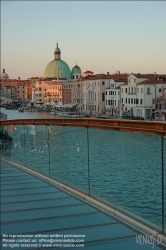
[49,126,89,195]
[164,136,166,235]
[1,125,25,165]
[0,125,12,161]
[25,125,49,176]
[88,128,162,231]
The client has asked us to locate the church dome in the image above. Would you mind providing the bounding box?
[0,68,9,80]
[44,44,71,80]
[54,46,61,55]
[71,64,82,75]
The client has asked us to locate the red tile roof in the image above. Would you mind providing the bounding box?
[137,79,165,85]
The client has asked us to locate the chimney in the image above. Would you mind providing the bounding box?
[18,77,20,80]
[107,72,109,75]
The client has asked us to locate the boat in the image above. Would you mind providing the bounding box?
[68,113,86,118]
[18,107,24,112]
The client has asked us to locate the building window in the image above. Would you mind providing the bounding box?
[106,91,107,95]
[102,92,105,101]
[136,99,139,104]
[147,87,151,94]
[102,81,105,85]
[108,100,110,105]
[131,98,133,104]
[125,88,127,93]
[159,89,161,92]
[128,98,130,104]
[140,99,143,104]
[134,79,136,83]
[121,98,123,103]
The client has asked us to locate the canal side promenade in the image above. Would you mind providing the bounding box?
[1,160,164,250]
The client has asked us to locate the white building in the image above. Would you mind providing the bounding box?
[82,74,128,114]
[105,79,125,117]
[120,73,166,119]
[82,75,111,114]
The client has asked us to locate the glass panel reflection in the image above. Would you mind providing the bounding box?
[1,125,25,165]
[0,125,14,161]
[25,125,49,176]
[49,126,89,194]
[164,136,166,234]
[89,129,162,231]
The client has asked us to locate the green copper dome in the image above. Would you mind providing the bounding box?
[71,64,82,75]
[44,43,71,80]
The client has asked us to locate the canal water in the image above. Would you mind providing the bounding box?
[1,106,166,233]
[1,107,57,120]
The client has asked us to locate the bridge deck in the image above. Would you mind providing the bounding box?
[1,161,162,249]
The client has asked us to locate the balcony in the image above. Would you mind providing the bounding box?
[0,119,166,249]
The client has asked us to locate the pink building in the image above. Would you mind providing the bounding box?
[155,88,166,120]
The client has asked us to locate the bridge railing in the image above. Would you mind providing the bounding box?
[0,118,166,235]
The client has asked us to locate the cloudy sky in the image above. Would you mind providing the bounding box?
[1,1,166,79]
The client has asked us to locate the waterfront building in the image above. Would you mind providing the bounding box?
[62,81,72,104]
[82,73,128,114]
[155,88,166,120]
[44,43,71,80]
[70,78,83,112]
[17,81,26,100]
[120,73,166,119]
[105,79,126,117]
[43,79,63,106]
[31,78,45,106]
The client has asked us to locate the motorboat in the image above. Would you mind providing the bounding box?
[18,107,24,112]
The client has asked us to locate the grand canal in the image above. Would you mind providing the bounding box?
[1,106,166,233]
[1,107,57,120]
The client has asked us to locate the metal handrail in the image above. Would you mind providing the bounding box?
[1,119,166,136]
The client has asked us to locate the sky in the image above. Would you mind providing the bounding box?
[1,1,166,79]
